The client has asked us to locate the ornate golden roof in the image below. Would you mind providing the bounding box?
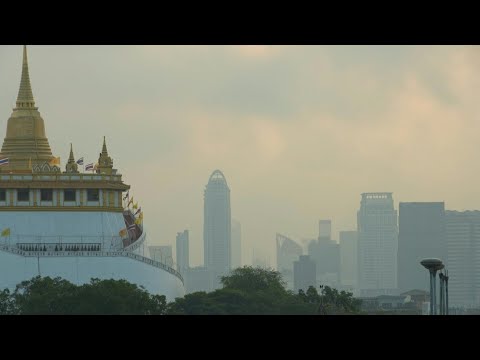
[0,46,56,172]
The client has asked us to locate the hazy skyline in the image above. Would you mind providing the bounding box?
[1,45,479,267]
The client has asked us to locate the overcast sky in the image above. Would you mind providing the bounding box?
[0,45,479,266]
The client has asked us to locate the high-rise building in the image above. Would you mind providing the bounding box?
[149,245,174,268]
[308,219,340,287]
[204,170,231,289]
[176,230,189,275]
[185,266,212,294]
[445,211,480,308]
[319,220,332,241]
[293,255,316,293]
[339,231,358,289]
[276,233,303,290]
[398,202,445,293]
[231,219,241,269]
[357,192,398,296]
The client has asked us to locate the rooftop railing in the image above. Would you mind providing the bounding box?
[0,243,183,283]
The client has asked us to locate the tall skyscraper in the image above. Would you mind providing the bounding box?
[204,170,231,289]
[231,219,242,269]
[308,219,340,287]
[276,233,303,290]
[176,230,189,275]
[398,202,445,293]
[339,231,358,289]
[294,255,316,293]
[445,210,480,308]
[357,192,398,296]
[319,220,332,241]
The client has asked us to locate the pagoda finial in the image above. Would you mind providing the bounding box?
[102,136,108,156]
[98,137,114,174]
[16,45,36,109]
[68,143,75,163]
[65,143,79,173]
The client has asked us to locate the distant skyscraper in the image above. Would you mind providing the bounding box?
[339,231,358,289]
[319,220,332,241]
[294,255,316,293]
[149,245,174,268]
[231,219,242,269]
[357,192,398,296]
[445,210,480,308]
[176,230,189,275]
[276,233,303,290]
[398,202,445,293]
[204,170,231,289]
[185,266,212,294]
[308,219,340,287]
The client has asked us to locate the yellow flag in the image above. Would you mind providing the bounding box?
[134,218,142,225]
[1,228,10,237]
[139,212,143,220]
[119,228,127,237]
[133,202,138,210]
[49,157,60,166]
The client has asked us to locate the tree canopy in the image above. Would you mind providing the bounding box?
[0,276,167,315]
[0,267,361,315]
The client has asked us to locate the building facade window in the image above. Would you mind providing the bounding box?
[0,189,5,202]
[87,189,99,202]
[41,189,53,202]
[64,189,76,202]
[17,189,29,202]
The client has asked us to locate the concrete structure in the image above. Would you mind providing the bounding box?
[185,266,212,294]
[293,255,316,293]
[398,202,445,293]
[0,46,184,301]
[339,231,357,289]
[308,220,340,287]
[357,192,398,296]
[308,238,339,286]
[176,230,189,275]
[203,170,231,289]
[445,210,480,308]
[276,233,303,290]
[231,219,241,269]
[318,220,332,241]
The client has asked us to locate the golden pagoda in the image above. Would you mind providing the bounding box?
[0,46,184,301]
[0,46,56,173]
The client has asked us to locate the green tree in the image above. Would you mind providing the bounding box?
[0,289,16,315]
[9,276,167,315]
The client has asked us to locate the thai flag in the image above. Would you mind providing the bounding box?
[76,157,84,165]
[0,158,9,166]
[128,224,136,230]
[85,163,94,171]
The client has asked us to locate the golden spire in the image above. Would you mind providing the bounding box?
[97,136,114,174]
[101,136,108,156]
[65,143,78,174]
[0,45,55,172]
[68,143,75,163]
[16,45,36,110]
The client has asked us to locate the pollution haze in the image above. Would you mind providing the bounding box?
[0,45,479,267]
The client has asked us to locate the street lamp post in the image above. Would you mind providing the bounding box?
[420,258,444,315]
[445,270,449,315]
[439,273,445,315]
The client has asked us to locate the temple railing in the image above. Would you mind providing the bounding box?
[0,243,183,284]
